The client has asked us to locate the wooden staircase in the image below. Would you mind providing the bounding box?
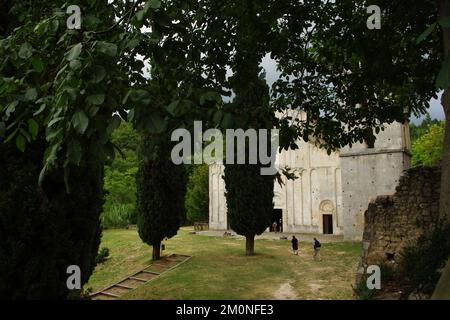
[90,254,192,300]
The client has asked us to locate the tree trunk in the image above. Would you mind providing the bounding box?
[152,242,161,260]
[245,236,255,256]
[438,0,450,223]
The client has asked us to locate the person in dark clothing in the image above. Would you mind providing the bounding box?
[291,236,299,255]
[313,237,321,261]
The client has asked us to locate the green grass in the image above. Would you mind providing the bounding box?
[86,228,360,300]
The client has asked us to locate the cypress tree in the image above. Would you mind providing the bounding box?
[224,163,274,255]
[224,64,276,256]
[0,139,104,299]
[136,136,186,260]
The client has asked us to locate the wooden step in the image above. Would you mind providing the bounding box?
[95,291,119,298]
[129,276,147,282]
[115,283,134,290]
[141,270,160,275]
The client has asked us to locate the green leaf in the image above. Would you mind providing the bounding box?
[135,9,146,22]
[149,0,161,9]
[126,37,141,49]
[4,128,18,143]
[15,134,26,152]
[48,116,64,128]
[28,119,39,139]
[19,128,31,142]
[86,94,105,105]
[167,100,180,116]
[200,91,222,106]
[91,65,106,83]
[24,88,38,101]
[5,101,18,118]
[69,59,82,70]
[72,110,89,134]
[33,103,47,116]
[129,89,149,102]
[88,106,100,117]
[46,127,62,141]
[436,55,450,89]
[136,0,161,22]
[66,43,82,61]
[128,109,135,122]
[18,42,33,59]
[39,144,61,185]
[96,41,118,57]
[416,23,437,45]
[30,56,44,72]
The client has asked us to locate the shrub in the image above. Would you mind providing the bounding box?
[412,122,444,166]
[102,203,134,229]
[354,279,377,300]
[96,247,110,264]
[102,122,139,228]
[400,224,450,295]
[185,164,209,224]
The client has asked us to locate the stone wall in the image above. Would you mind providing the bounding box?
[356,166,441,280]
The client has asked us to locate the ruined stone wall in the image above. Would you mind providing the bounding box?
[356,166,441,279]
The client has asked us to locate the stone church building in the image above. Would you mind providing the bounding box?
[209,120,412,241]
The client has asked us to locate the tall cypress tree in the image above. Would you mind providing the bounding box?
[0,139,104,299]
[223,73,276,255]
[224,163,274,256]
[222,1,277,256]
[136,136,186,260]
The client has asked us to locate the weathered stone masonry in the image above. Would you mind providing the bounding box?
[356,166,441,279]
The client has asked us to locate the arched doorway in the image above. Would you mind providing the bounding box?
[320,200,334,234]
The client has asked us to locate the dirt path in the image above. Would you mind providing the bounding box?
[274,282,298,300]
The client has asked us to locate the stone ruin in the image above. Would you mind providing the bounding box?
[356,165,441,282]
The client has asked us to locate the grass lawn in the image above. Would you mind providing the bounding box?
[86,228,360,300]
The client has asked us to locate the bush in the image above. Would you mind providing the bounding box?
[102,122,139,228]
[0,139,104,299]
[96,247,110,264]
[354,279,377,300]
[102,203,135,229]
[185,164,209,224]
[412,122,444,166]
[400,224,450,295]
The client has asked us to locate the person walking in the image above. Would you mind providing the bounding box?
[313,237,321,261]
[272,221,278,233]
[291,236,299,255]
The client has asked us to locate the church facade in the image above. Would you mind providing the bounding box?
[209,121,412,241]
